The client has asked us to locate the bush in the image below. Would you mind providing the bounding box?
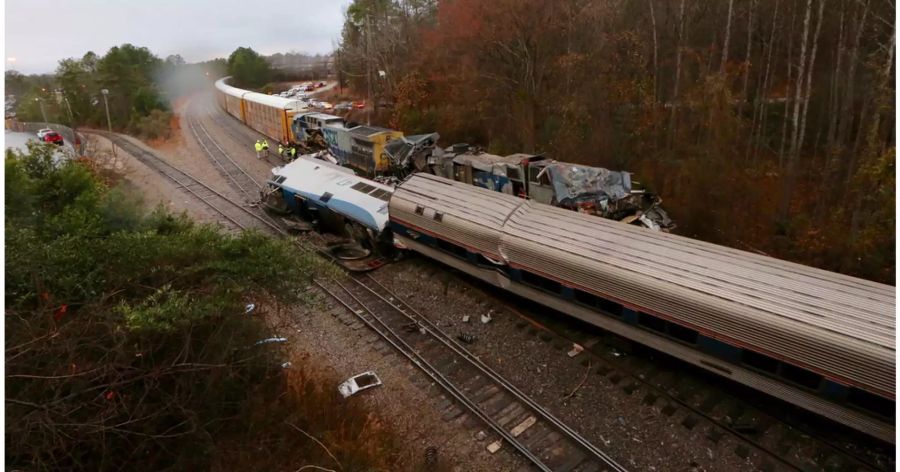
[131,109,172,140]
[5,144,404,470]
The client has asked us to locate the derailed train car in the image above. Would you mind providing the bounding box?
[215,77,307,144]
[388,173,896,443]
[264,156,394,253]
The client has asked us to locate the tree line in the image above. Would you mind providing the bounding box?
[337,0,894,284]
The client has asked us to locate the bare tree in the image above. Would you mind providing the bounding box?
[720,0,735,73]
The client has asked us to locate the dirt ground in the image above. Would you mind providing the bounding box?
[99,95,529,471]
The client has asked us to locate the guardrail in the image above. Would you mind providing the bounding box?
[7,120,86,154]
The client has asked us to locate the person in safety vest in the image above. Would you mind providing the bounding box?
[289,146,297,160]
[278,143,285,157]
[262,139,269,157]
[254,140,263,159]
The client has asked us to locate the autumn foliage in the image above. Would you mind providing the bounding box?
[338,0,894,284]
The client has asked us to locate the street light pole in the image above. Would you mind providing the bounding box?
[35,97,48,126]
[62,96,80,155]
[101,89,116,157]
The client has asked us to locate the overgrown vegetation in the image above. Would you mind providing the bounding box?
[337,0,895,284]
[5,143,406,470]
[6,45,224,135]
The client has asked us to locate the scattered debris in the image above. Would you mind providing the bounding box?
[281,362,292,368]
[486,440,502,454]
[462,314,471,323]
[564,360,592,400]
[255,337,287,345]
[280,217,314,233]
[456,333,476,344]
[473,430,487,441]
[338,371,383,398]
[244,303,256,314]
[567,343,584,357]
[480,311,493,324]
[402,322,419,333]
[424,446,438,465]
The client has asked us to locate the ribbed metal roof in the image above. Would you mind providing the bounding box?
[392,174,895,398]
[501,202,895,396]
[390,174,522,258]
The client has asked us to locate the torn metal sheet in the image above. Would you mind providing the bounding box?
[338,371,383,398]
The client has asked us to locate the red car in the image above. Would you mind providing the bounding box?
[351,101,366,109]
[42,131,64,146]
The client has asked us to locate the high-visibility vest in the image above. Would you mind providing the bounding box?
[289,147,296,157]
[278,145,284,155]
[254,142,263,152]
[262,139,269,150]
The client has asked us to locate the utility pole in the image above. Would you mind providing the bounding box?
[62,96,80,155]
[366,14,373,126]
[36,98,48,126]
[101,88,116,157]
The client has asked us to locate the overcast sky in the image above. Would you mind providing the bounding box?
[5,0,350,74]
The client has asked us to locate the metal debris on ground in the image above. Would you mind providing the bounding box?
[480,311,493,324]
[338,371,383,398]
[255,337,287,345]
[281,362,292,368]
[456,333,476,344]
[244,303,256,314]
[424,446,438,465]
[462,314,470,323]
[567,343,584,357]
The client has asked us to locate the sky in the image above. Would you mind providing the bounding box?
[4,0,350,74]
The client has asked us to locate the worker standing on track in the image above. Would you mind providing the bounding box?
[289,146,297,160]
[254,140,263,159]
[262,139,270,158]
[278,143,285,158]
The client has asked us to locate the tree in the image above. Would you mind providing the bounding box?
[226,47,273,88]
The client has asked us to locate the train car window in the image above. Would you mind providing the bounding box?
[507,166,521,180]
[414,205,425,215]
[573,289,622,316]
[778,363,823,390]
[741,350,779,374]
[433,212,444,222]
[667,323,699,345]
[320,192,333,203]
[435,238,468,259]
[847,388,895,418]
[369,189,392,202]
[637,312,667,333]
[520,270,562,294]
[273,175,287,184]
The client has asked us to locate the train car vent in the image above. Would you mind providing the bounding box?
[433,212,444,222]
[320,192,334,203]
[414,205,425,215]
[274,175,287,184]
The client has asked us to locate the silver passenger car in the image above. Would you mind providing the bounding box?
[389,173,896,442]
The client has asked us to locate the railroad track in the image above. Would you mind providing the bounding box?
[182,105,627,470]
[316,274,626,472]
[185,107,264,204]
[86,131,282,235]
[379,258,894,472]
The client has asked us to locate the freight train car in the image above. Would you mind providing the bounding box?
[321,124,404,175]
[214,77,307,144]
[388,173,896,443]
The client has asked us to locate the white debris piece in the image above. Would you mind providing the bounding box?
[462,314,470,323]
[338,371,383,398]
[244,303,256,314]
[567,343,584,357]
[480,311,493,324]
[255,337,287,345]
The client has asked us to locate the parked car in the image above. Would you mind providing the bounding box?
[351,101,366,109]
[334,102,352,111]
[36,128,53,138]
[319,101,334,110]
[42,131,64,146]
